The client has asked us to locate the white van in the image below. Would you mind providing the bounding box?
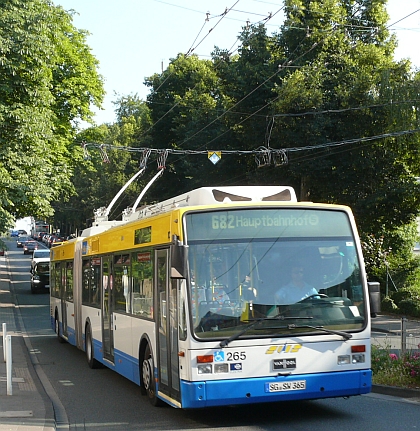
[31,249,50,270]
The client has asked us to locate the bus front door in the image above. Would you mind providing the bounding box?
[60,262,68,338]
[102,256,114,363]
[156,249,180,404]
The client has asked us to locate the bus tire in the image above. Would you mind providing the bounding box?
[55,314,65,344]
[141,344,163,406]
[86,324,100,369]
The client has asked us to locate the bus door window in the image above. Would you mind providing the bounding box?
[81,257,101,307]
[114,254,131,313]
[51,262,61,298]
[169,279,180,392]
[82,259,90,304]
[65,262,73,302]
[156,248,180,400]
[131,251,153,318]
[178,289,187,342]
[91,258,101,307]
[102,257,114,361]
[102,259,109,315]
[157,250,168,386]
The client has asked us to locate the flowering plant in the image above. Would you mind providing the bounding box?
[372,346,420,387]
[403,351,420,379]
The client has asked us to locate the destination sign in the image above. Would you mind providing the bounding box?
[186,209,352,241]
[211,213,319,230]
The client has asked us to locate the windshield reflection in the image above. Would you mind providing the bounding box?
[188,238,366,340]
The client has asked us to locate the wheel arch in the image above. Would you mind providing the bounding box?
[139,334,154,368]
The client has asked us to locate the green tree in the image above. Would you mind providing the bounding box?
[0,0,104,232]
[53,96,153,233]
[211,23,286,184]
[144,53,229,199]
[269,0,420,241]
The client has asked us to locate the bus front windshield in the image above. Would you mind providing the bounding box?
[185,209,366,340]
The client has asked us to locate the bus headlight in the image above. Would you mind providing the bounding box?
[197,364,212,374]
[337,355,350,365]
[352,354,365,364]
[214,363,229,373]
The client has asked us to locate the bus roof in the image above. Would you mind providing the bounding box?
[124,186,297,222]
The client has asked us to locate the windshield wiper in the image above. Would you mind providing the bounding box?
[284,324,352,340]
[219,315,313,348]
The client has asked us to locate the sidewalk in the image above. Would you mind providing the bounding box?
[0,253,55,431]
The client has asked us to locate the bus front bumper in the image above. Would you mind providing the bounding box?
[179,369,371,408]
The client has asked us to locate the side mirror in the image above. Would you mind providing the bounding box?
[170,237,188,279]
[368,281,381,318]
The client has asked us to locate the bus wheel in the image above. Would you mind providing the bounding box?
[142,345,163,406]
[86,324,100,369]
[55,315,65,344]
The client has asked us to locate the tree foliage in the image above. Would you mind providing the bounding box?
[53,95,153,234]
[0,0,104,231]
[268,0,420,246]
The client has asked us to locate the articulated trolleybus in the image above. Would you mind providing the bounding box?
[50,185,377,409]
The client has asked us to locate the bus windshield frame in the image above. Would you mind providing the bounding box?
[185,207,367,341]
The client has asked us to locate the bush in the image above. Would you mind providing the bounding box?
[381,296,398,313]
[399,299,420,318]
[372,346,420,387]
[383,287,420,317]
[361,223,420,296]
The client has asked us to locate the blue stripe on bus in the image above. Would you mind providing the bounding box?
[67,327,76,345]
[52,325,370,409]
[114,349,140,384]
[179,370,372,408]
[76,333,141,385]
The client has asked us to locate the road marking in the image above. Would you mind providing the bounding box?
[0,411,33,418]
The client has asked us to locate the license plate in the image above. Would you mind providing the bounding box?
[266,380,306,393]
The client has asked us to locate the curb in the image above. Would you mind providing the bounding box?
[372,384,420,399]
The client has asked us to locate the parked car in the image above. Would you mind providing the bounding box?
[16,236,30,247]
[30,261,50,293]
[23,240,38,254]
[11,230,19,237]
[18,229,27,236]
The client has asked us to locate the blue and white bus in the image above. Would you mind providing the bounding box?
[50,185,377,408]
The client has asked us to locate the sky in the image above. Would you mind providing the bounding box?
[54,0,420,126]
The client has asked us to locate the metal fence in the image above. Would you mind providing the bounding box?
[371,316,420,354]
